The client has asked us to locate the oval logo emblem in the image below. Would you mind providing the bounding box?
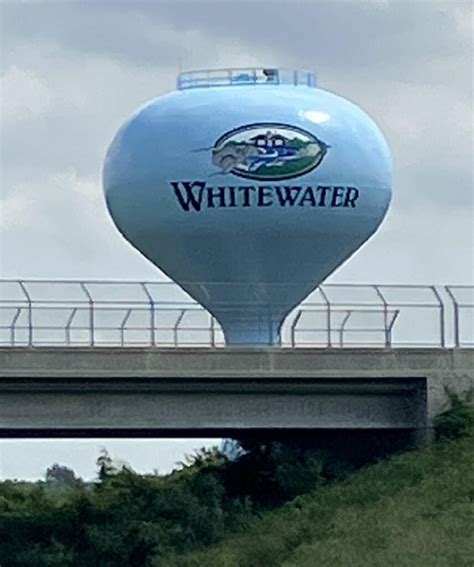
[212,123,328,181]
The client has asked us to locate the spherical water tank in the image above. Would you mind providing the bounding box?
[103,67,392,346]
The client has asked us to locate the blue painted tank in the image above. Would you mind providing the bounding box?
[103,68,392,346]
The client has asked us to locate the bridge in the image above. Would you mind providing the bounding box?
[0,280,473,439]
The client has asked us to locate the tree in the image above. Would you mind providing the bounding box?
[97,449,115,481]
[45,463,78,486]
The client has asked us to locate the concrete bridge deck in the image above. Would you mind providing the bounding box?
[0,348,473,437]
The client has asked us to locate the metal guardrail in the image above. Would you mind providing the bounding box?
[445,285,474,348]
[177,67,317,90]
[0,280,472,348]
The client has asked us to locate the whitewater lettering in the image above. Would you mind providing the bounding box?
[171,181,360,212]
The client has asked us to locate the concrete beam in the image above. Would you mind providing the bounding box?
[0,376,427,435]
[0,348,472,436]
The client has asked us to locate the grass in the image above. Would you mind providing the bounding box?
[163,405,474,567]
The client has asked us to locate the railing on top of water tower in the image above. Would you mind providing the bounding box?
[176,67,317,90]
[0,279,472,348]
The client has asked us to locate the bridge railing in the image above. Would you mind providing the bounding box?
[0,280,472,348]
[445,285,474,348]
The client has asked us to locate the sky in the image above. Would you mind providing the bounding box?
[0,0,473,480]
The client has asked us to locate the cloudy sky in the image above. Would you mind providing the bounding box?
[1,0,473,480]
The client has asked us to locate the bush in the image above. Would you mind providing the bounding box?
[4,419,469,567]
[434,395,474,440]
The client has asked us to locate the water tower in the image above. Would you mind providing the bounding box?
[103,67,392,346]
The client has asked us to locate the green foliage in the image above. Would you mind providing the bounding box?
[0,450,233,567]
[45,463,78,486]
[1,407,473,567]
[97,448,115,482]
[168,403,474,567]
[434,392,474,440]
[220,441,327,506]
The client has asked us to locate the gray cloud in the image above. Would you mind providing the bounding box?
[2,2,181,67]
[154,1,470,69]
[5,2,470,83]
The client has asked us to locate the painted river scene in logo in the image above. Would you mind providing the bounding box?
[212,123,329,181]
